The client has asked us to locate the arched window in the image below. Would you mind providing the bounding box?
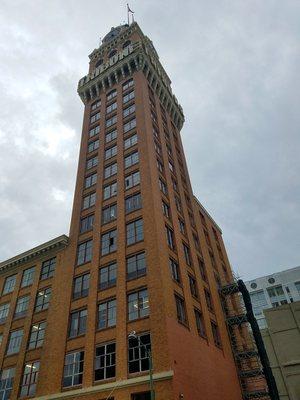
[109,49,117,58]
[95,59,103,68]
[123,40,131,49]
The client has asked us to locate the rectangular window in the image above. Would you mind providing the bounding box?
[123,78,134,91]
[86,156,98,170]
[102,204,117,224]
[91,100,101,111]
[189,275,198,298]
[85,173,97,188]
[128,289,149,321]
[169,259,180,283]
[175,295,187,325]
[183,243,192,266]
[162,201,170,218]
[107,89,117,101]
[63,351,84,387]
[125,193,142,214]
[14,296,30,318]
[90,112,100,124]
[128,333,150,373]
[21,267,35,287]
[126,219,144,245]
[123,90,135,104]
[103,182,117,200]
[80,214,94,233]
[89,125,100,138]
[123,104,136,118]
[98,299,116,329]
[101,230,117,255]
[157,159,164,173]
[0,368,15,400]
[105,129,117,143]
[175,196,182,212]
[28,321,46,350]
[82,192,96,210]
[132,393,151,400]
[125,171,140,189]
[211,321,222,347]
[73,274,90,299]
[124,118,136,133]
[99,263,117,290]
[20,361,40,398]
[198,258,208,282]
[40,257,56,280]
[194,309,206,338]
[106,115,117,128]
[6,329,23,355]
[69,309,87,338]
[125,151,139,168]
[95,343,116,381]
[126,252,146,280]
[105,145,117,160]
[106,102,117,114]
[166,226,175,250]
[205,289,214,312]
[159,178,168,195]
[179,219,185,234]
[104,163,117,179]
[77,240,93,265]
[0,303,10,324]
[124,133,138,149]
[35,288,51,312]
[2,275,16,295]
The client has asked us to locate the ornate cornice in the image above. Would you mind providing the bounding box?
[0,235,69,274]
[78,22,184,130]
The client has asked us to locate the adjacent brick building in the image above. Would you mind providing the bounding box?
[0,22,244,400]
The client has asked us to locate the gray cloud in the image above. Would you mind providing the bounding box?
[0,0,299,280]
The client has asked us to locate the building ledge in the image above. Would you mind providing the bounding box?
[0,235,69,274]
[33,370,174,400]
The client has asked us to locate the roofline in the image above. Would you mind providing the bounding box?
[193,196,222,234]
[0,235,69,274]
[245,265,300,284]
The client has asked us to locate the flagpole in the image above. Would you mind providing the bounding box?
[127,3,129,25]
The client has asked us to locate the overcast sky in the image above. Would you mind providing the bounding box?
[0,0,299,281]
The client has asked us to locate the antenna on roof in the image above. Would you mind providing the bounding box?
[127,3,135,25]
[98,37,102,47]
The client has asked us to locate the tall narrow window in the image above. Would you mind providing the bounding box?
[0,368,15,400]
[85,173,97,188]
[183,243,192,266]
[90,112,100,124]
[2,275,16,295]
[103,182,117,200]
[40,257,56,280]
[6,329,23,355]
[175,295,187,325]
[125,171,140,189]
[87,138,99,153]
[124,133,138,149]
[101,230,117,255]
[105,129,117,143]
[28,321,46,350]
[205,289,214,312]
[104,163,117,179]
[166,226,175,250]
[128,333,151,373]
[126,219,144,245]
[0,303,10,324]
[95,342,116,381]
[21,267,35,287]
[198,258,207,282]
[169,259,180,283]
[211,321,222,347]
[189,275,198,298]
[35,288,51,312]
[14,296,30,318]
[126,252,146,280]
[194,309,206,338]
[73,274,90,299]
[80,215,94,233]
[123,90,135,104]
[63,351,84,387]
[98,299,116,329]
[86,156,98,170]
[102,204,117,224]
[77,240,92,265]
[124,118,136,133]
[19,361,40,398]
[68,309,87,338]
[124,151,139,168]
[99,263,117,290]
[105,145,117,160]
[128,289,149,321]
[89,125,100,138]
[125,193,142,213]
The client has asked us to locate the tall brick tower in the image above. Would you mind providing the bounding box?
[0,22,246,400]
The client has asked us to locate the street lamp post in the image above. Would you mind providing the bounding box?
[128,331,155,400]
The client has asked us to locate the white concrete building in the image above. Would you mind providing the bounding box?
[245,266,300,328]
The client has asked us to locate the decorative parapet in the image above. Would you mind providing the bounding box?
[0,235,69,274]
[77,22,185,130]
